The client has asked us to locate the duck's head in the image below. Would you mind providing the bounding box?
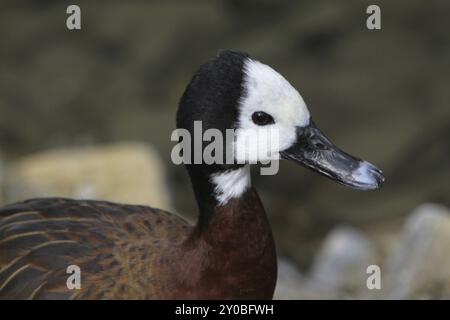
[176,50,384,206]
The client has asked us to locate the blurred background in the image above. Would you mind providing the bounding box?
[1,0,449,298]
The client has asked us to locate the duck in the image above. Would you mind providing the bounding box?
[0,50,384,299]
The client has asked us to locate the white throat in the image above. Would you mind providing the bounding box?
[210,166,251,205]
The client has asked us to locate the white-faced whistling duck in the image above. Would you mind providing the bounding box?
[0,50,384,299]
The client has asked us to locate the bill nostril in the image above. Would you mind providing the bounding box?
[313,141,327,150]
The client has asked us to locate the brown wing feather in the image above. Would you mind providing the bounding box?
[0,198,192,299]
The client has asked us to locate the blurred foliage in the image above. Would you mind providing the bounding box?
[0,0,449,267]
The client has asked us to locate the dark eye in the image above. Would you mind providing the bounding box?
[251,111,274,126]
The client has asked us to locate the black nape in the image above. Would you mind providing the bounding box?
[176,50,249,136]
[175,50,251,219]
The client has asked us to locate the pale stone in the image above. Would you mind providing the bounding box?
[307,226,377,297]
[0,156,4,205]
[5,143,172,210]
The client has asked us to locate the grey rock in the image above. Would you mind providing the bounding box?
[274,257,304,299]
[380,204,450,299]
[307,226,377,297]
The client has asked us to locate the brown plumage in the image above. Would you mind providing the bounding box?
[0,198,181,299]
[0,188,276,299]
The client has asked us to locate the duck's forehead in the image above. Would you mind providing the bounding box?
[241,59,310,127]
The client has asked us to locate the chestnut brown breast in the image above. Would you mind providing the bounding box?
[0,191,276,299]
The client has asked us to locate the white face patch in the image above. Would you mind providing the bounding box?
[234,58,310,163]
[210,166,251,205]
